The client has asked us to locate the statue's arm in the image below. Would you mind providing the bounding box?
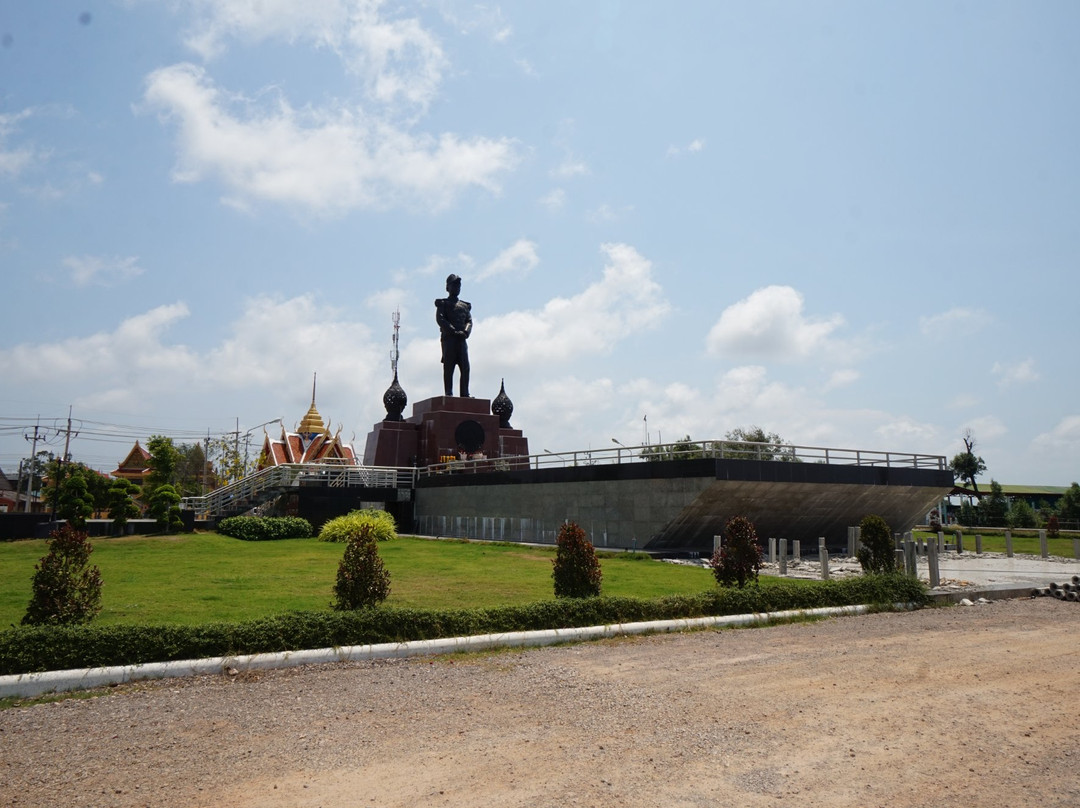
[435,299,450,332]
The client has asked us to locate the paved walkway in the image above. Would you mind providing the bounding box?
[931,551,1080,588]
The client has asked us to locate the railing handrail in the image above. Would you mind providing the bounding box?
[181,463,419,516]
[418,439,946,477]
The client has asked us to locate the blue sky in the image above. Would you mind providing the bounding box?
[1,1,1077,485]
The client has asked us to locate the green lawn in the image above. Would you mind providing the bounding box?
[913,529,1079,558]
[0,534,718,628]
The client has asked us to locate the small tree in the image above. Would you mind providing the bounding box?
[1007,498,1037,529]
[1047,514,1060,538]
[856,514,895,574]
[332,524,390,609]
[22,525,103,625]
[148,484,183,533]
[107,478,142,534]
[552,521,602,598]
[710,515,763,588]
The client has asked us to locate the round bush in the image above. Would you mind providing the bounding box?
[319,509,398,543]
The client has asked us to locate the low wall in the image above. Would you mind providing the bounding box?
[415,459,954,553]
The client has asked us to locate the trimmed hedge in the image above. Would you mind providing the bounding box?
[216,516,313,541]
[0,574,926,676]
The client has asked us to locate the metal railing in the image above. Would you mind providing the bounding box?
[418,438,946,477]
[181,463,418,520]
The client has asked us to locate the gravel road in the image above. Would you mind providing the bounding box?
[2,598,1079,808]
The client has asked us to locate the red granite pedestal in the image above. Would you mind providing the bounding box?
[364,395,529,468]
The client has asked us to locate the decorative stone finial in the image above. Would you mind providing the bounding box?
[491,378,514,428]
[383,372,407,422]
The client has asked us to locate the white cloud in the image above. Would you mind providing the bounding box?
[0,303,197,385]
[476,239,538,281]
[918,307,988,338]
[0,110,41,178]
[586,203,619,223]
[992,358,1039,388]
[550,159,589,180]
[666,137,705,158]
[875,417,938,445]
[538,188,565,211]
[142,63,519,214]
[179,0,447,111]
[62,255,144,287]
[956,416,1007,445]
[823,369,859,391]
[1034,415,1080,453]
[471,243,670,368]
[0,296,382,419]
[706,285,845,361]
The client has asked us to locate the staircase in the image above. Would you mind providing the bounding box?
[180,463,417,521]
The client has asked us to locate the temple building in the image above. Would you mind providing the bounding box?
[257,388,357,469]
[111,440,153,485]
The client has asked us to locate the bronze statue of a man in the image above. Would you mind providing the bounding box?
[435,274,472,397]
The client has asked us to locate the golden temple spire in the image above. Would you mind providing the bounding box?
[298,372,326,436]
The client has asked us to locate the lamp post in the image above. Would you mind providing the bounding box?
[611,438,626,463]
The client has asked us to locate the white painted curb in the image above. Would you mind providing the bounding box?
[0,604,896,700]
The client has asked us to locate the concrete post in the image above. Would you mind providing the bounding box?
[904,540,917,577]
[937,531,945,553]
[847,527,856,558]
[927,539,940,588]
[713,534,722,554]
[1039,529,1048,559]
[894,548,905,570]
[956,530,963,554]
[975,534,982,554]
[1074,538,1080,560]
[779,539,788,575]
[768,537,777,563]
[1005,529,1013,558]
[793,540,801,563]
[894,532,902,550]
[819,538,829,580]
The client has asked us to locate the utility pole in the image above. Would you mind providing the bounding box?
[22,416,45,513]
[50,406,78,522]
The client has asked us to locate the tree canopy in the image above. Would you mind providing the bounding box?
[949,429,987,498]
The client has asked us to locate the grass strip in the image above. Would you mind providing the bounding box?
[0,574,925,676]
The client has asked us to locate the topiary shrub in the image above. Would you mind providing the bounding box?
[332,524,391,610]
[319,509,397,542]
[710,515,763,588]
[22,526,103,626]
[218,516,313,541]
[147,484,183,533]
[552,521,602,598]
[856,514,896,574]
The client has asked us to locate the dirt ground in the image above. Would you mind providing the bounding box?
[2,598,1079,808]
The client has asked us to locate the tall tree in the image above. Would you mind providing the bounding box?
[145,435,181,490]
[949,429,987,499]
[1057,482,1080,525]
[984,480,1009,527]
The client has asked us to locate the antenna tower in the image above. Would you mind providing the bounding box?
[390,309,400,376]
